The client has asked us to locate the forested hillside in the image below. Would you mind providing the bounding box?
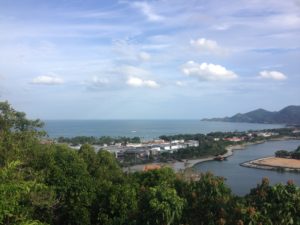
[1,101,300,225]
[202,105,300,124]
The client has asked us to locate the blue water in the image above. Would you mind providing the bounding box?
[194,140,300,196]
[44,120,283,139]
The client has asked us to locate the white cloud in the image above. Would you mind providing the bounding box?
[259,70,287,80]
[138,51,151,61]
[212,24,230,31]
[190,38,226,54]
[31,75,64,85]
[90,76,110,86]
[121,65,151,77]
[131,2,164,22]
[182,61,238,81]
[175,81,186,86]
[267,14,300,29]
[113,39,151,62]
[127,76,159,88]
[85,76,112,91]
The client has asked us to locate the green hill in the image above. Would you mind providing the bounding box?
[202,105,300,125]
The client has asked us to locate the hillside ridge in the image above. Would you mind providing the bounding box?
[202,105,300,125]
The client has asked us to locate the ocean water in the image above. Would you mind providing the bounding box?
[44,120,284,139]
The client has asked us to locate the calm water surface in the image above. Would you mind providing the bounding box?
[194,140,300,196]
[44,120,283,139]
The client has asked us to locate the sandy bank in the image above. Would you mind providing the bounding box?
[254,157,300,169]
[241,157,300,172]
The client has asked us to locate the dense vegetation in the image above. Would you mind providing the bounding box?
[159,129,299,162]
[1,101,300,225]
[202,105,300,124]
[160,128,300,142]
[159,134,226,160]
[275,146,300,159]
[57,136,141,146]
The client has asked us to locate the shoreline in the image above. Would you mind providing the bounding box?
[125,136,300,173]
[241,156,300,172]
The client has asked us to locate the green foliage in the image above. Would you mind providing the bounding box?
[133,167,176,187]
[0,161,53,225]
[78,144,98,175]
[0,101,43,133]
[203,105,300,124]
[275,150,291,158]
[19,220,48,225]
[1,101,300,225]
[0,101,45,166]
[159,133,206,141]
[171,144,226,159]
[291,151,300,159]
[138,184,184,225]
[93,182,137,225]
[275,146,300,159]
[57,135,141,146]
[247,177,300,225]
[42,145,94,225]
[159,134,227,160]
[93,150,123,181]
[180,172,232,225]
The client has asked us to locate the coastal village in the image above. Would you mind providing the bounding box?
[65,128,300,168]
[69,138,200,162]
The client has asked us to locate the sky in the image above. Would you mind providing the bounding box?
[0,0,299,119]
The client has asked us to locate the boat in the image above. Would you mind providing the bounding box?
[214,155,225,161]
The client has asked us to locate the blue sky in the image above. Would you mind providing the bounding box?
[0,0,299,119]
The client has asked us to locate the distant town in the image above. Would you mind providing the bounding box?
[56,127,300,167]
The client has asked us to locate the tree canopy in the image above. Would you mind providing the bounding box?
[1,101,300,225]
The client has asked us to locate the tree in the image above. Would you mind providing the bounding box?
[92,150,123,181]
[42,145,94,225]
[275,150,290,158]
[0,101,45,166]
[78,144,98,176]
[137,184,184,225]
[92,182,137,225]
[246,177,300,225]
[181,172,233,225]
[133,167,176,188]
[0,161,53,225]
[291,151,300,159]
[0,101,44,133]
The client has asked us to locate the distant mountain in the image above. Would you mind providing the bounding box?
[202,105,300,125]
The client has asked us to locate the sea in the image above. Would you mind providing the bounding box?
[44,120,284,139]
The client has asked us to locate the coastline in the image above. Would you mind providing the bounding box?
[125,142,253,172]
[125,136,300,173]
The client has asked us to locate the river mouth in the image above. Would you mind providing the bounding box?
[193,140,300,196]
